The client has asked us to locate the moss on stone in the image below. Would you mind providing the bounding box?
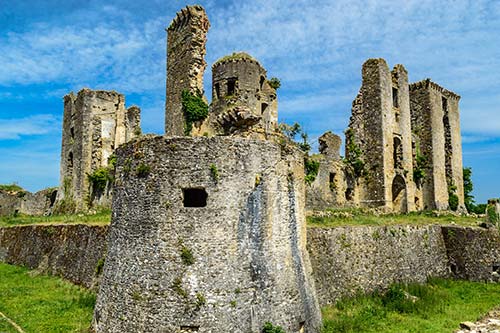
[213,52,257,66]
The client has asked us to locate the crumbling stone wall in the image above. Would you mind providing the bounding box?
[0,224,108,289]
[306,132,347,209]
[346,59,415,212]
[165,5,209,136]
[93,136,321,333]
[0,188,57,216]
[410,79,464,211]
[57,88,141,212]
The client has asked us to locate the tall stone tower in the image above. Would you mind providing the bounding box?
[165,5,210,136]
[57,89,141,211]
[347,59,415,212]
[410,79,464,211]
[208,53,278,137]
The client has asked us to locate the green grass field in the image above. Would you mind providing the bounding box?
[0,210,111,228]
[0,263,95,332]
[322,278,500,333]
[308,208,483,228]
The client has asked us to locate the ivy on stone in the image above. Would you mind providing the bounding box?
[344,128,365,178]
[181,90,209,135]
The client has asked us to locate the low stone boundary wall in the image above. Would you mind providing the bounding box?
[307,225,451,305]
[1,223,499,306]
[442,226,500,282]
[0,224,108,289]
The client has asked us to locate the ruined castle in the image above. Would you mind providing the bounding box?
[0,4,469,333]
[307,60,465,213]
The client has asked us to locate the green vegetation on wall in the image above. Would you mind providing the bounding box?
[448,182,459,211]
[181,90,209,135]
[344,128,365,178]
[413,143,427,187]
[262,322,285,333]
[305,158,320,185]
[88,167,113,193]
[267,77,281,90]
[0,183,24,193]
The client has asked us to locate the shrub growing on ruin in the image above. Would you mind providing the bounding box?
[268,77,281,90]
[448,183,459,211]
[344,128,365,178]
[181,90,209,135]
[88,167,113,193]
[262,322,285,333]
[304,158,320,185]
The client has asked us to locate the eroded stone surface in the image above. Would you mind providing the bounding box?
[92,136,321,333]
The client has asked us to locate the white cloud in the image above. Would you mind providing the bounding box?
[0,114,59,140]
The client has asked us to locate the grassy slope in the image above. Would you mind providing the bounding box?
[0,210,111,228]
[0,263,95,333]
[308,209,482,228]
[322,278,500,333]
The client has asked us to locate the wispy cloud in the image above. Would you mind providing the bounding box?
[0,114,59,140]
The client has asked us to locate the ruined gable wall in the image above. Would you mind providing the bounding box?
[348,59,391,208]
[444,92,465,208]
[58,89,137,211]
[390,65,415,212]
[165,6,209,136]
[410,83,436,210]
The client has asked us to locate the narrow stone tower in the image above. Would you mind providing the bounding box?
[92,136,321,333]
[165,5,210,136]
[209,53,278,137]
[57,89,141,211]
[410,79,465,211]
[347,59,415,212]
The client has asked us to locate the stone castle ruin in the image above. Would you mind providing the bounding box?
[57,89,141,211]
[0,3,470,333]
[307,59,465,213]
[93,5,320,333]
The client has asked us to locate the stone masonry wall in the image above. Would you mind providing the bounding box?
[307,225,451,306]
[93,136,321,333]
[442,226,500,282]
[58,89,140,212]
[0,224,108,289]
[0,188,57,216]
[165,6,209,136]
[1,223,499,309]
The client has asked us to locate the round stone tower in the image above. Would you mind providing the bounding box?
[92,135,321,333]
[210,53,278,136]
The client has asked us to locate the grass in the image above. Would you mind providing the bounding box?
[0,263,95,332]
[0,209,111,228]
[322,278,500,333]
[0,183,25,192]
[308,208,482,228]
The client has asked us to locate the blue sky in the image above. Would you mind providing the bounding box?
[0,0,498,203]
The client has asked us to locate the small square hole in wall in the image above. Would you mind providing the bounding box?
[493,263,500,273]
[182,188,207,207]
[180,326,199,333]
[299,321,305,333]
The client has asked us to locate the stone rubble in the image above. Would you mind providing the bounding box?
[456,309,500,333]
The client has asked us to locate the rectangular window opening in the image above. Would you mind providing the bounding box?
[261,103,268,115]
[329,173,336,191]
[392,87,399,108]
[182,188,208,208]
[442,97,448,112]
[215,83,220,99]
[227,78,237,96]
